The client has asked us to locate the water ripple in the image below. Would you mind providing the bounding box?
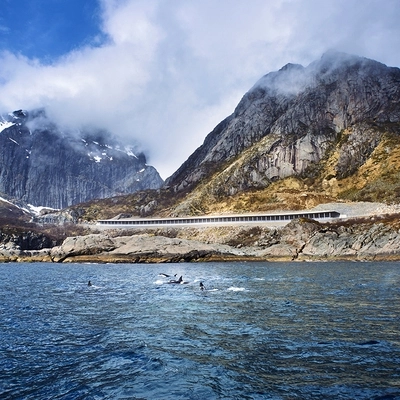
[0,261,399,399]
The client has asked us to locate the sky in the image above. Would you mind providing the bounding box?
[0,0,400,179]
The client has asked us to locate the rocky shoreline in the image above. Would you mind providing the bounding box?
[2,213,400,263]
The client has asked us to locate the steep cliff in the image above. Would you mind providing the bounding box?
[0,110,163,209]
[165,51,400,214]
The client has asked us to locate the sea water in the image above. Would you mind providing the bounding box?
[0,261,399,399]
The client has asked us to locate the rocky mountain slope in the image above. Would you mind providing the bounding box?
[0,109,163,209]
[164,51,400,216]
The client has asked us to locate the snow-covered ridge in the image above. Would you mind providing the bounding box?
[0,110,28,133]
[121,146,138,158]
[0,195,58,216]
[0,120,14,133]
[26,204,58,216]
[0,196,14,206]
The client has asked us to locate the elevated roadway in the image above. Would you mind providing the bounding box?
[97,210,341,228]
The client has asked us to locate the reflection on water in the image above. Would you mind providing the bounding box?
[0,261,399,399]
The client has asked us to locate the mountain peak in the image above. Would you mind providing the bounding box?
[165,52,400,214]
[311,50,390,76]
[279,63,304,72]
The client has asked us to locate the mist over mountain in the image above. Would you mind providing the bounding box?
[164,51,400,214]
[0,110,163,209]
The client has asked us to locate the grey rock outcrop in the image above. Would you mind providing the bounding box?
[0,110,164,209]
[165,52,400,196]
[297,222,400,260]
[49,233,246,263]
[50,234,117,262]
[0,230,55,262]
[3,212,400,262]
[0,230,55,250]
[46,216,400,262]
[246,217,400,261]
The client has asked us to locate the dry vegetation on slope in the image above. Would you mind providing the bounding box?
[165,127,400,217]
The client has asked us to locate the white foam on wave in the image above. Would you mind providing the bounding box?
[227,287,246,292]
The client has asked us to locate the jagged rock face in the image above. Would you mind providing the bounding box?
[0,110,164,208]
[166,52,400,195]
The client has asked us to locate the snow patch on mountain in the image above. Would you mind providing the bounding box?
[0,195,59,216]
[0,196,14,206]
[0,120,14,133]
[26,204,58,216]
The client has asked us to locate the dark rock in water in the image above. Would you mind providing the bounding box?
[0,109,163,209]
[357,340,380,346]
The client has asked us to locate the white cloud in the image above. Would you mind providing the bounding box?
[0,0,399,179]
